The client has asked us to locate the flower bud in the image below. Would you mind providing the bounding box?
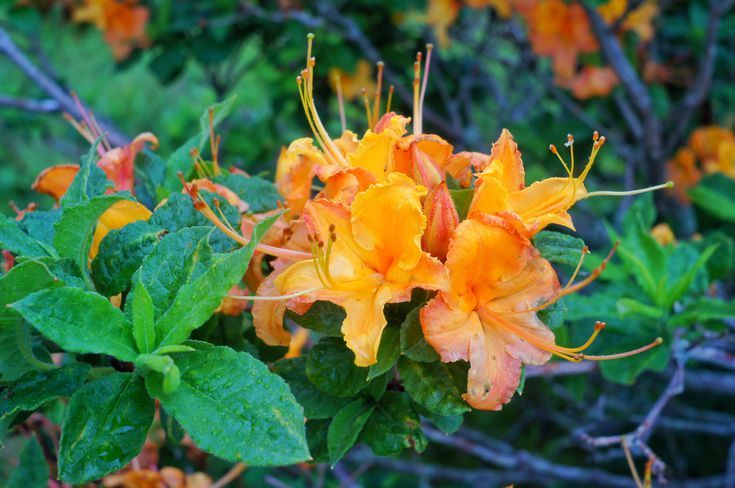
[422,182,459,261]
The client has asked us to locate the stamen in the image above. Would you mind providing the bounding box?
[386,85,394,114]
[574,337,663,361]
[226,287,323,301]
[412,53,422,136]
[71,92,106,156]
[89,112,112,151]
[208,108,221,175]
[564,245,589,289]
[372,61,384,124]
[566,133,575,176]
[213,198,239,235]
[581,182,674,200]
[549,144,572,176]
[418,44,433,135]
[362,88,373,130]
[63,113,96,145]
[334,73,347,133]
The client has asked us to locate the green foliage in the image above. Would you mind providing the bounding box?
[689,174,735,222]
[307,337,369,398]
[6,438,48,488]
[146,347,310,466]
[327,398,375,464]
[58,373,154,483]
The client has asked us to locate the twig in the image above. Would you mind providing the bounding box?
[0,94,59,113]
[0,27,128,147]
[211,462,246,488]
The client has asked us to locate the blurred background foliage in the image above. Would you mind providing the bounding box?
[1,0,735,487]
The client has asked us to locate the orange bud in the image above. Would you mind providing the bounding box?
[422,182,459,261]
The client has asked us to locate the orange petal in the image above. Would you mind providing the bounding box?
[32,164,80,202]
[347,115,409,180]
[252,271,292,346]
[350,173,427,273]
[489,129,526,191]
[465,323,522,410]
[422,182,459,261]
[508,176,584,233]
[276,138,327,214]
[99,132,157,192]
[188,178,249,213]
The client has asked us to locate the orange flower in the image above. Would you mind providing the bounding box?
[426,0,461,48]
[73,0,149,60]
[420,218,562,410]
[275,173,449,366]
[32,164,80,202]
[98,132,158,192]
[275,139,326,215]
[393,133,455,191]
[688,126,735,169]
[666,147,700,202]
[598,0,658,42]
[569,66,619,100]
[328,60,377,101]
[516,0,598,82]
[422,182,459,261]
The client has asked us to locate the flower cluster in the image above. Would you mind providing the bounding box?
[189,36,668,411]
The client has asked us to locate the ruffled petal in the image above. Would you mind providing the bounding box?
[252,271,291,346]
[91,200,152,259]
[489,129,525,191]
[32,164,80,202]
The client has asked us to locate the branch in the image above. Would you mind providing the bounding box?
[0,27,129,147]
[0,94,59,113]
[664,0,733,154]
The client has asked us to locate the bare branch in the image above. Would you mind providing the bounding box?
[0,94,59,113]
[0,27,129,147]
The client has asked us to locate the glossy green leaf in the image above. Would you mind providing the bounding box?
[0,214,50,258]
[688,173,735,222]
[6,437,48,488]
[131,276,156,354]
[327,398,375,464]
[147,346,309,466]
[272,357,349,419]
[214,173,282,213]
[287,301,344,337]
[91,220,164,296]
[360,391,427,456]
[400,307,439,362]
[58,373,154,484]
[398,357,470,416]
[533,231,586,266]
[54,194,127,288]
[154,214,277,348]
[11,287,137,361]
[0,363,90,430]
[306,337,368,398]
[367,325,400,381]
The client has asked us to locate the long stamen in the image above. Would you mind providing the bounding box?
[309,237,330,288]
[208,108,220,175]
[180,172,312,261]
[549,144,572,177]
[89,112,112,151]
[213,199,239,234]
[71,92,106,156]
[226,287,323,301]
[362,88,373,130]
[418,44,433,135]
[335,73,347,133]
[579,135,606,182]
[565,245,589,289]
[575,337,663,361]
[63,113,96,145]
[581,182,674,200]
[372,61,384,123]
[412,53,422,136]
[385,85,394,113]
[566,133,575,176]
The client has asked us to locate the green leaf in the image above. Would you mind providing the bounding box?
[92,220,164,297]
[533,231,586,266]
[135,354,180,394]
[306,419,330,463]
[58,373,154,484]
[0,214,50,258]
[598,331,670,385]
[422,410,463,435]
[154,215,277,348]
[272,357,349,419]
[11,287,137,361]
[6,438,48,488]
[146,346,309,466]
[0,261,61,324]
[60,139,110,207]
[538,300,566,330]
[214,174,282,213]
[616,298,665,319]
[360,391,427,456]
[367,326,400,381]
[155,345,195,354]
[616,223,666,304]
[664,244,716,308]
[54,194,127,289]
[398,357,470,416]
[150,192,241,252]
[17,209,60,252]
[306,337,368,398]
[449,188,473,220]
[160,97,237,193]
[287,301,344,337]
[400,307,439,362]
[0,364,90,430]
[131,277,155,354]
[688,173,735,222]
[670,297,735,327]
[327,398,375,464]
